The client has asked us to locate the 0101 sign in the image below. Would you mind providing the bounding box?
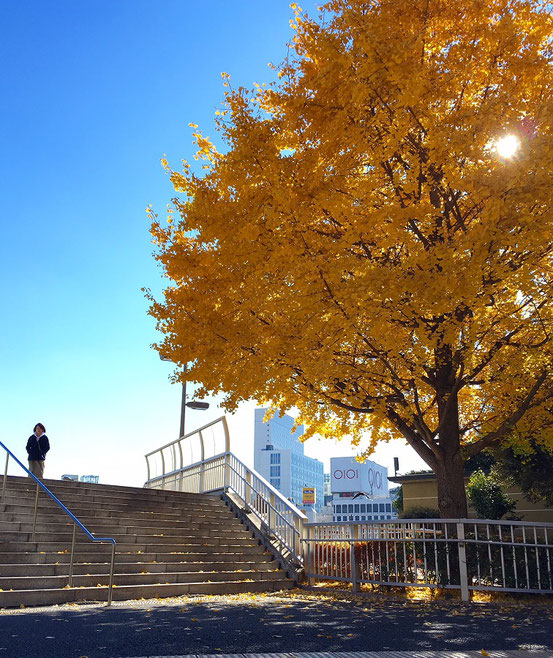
[332,466,383,490]
[333,468,359,480]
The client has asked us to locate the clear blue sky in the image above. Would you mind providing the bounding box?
[0,1,426,486]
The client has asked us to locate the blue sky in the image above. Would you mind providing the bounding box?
[0,1,426,486]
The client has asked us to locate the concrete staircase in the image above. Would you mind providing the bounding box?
[0,476,294,607]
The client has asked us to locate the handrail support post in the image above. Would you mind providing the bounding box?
[68,523,77,587]
[107,542,116,606]
[32,482,40,542]
[2,452,8,502]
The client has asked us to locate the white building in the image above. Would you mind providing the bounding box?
[330,456,396,521]
[80,475,99,484]
[254,408,324,511]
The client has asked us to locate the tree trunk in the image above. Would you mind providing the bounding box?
[434,345,468,518]
[435,451,468,518]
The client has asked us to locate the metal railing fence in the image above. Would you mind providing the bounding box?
[144,446,307,567]
[304,518,553,600]
[1,440,117,605]
[225,453,307,561]
[144,416,230,484]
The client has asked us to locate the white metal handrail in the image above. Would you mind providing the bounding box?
[225,453,307,561]
[144,416,230,482]
[144,425,308,567]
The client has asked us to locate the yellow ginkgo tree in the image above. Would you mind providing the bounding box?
[147,0,553,517]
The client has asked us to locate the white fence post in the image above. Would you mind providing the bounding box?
[223,452,230,492]
[457,522,469,602]
[294,514,304,561]
[351,523,359,593]
[198,431,205,494]
[268,492,275,534]
[306,524,312,586]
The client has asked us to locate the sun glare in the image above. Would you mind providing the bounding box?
[495,134,520,158]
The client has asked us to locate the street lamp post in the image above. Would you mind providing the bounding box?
[179,375,187,439]
[159,356,209,438]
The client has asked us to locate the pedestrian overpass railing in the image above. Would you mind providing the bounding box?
[143,417,308,569]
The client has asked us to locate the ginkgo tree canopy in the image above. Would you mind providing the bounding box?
[148,0,553,517]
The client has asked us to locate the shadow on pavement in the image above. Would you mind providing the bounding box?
[0,592,551,658]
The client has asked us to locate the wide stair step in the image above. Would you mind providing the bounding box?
[0,578,293,608]
[0,475,294,607]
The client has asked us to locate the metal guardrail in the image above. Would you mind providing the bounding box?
[226,453,307,562]
[145,450,307,567]
[144,416,230,484]
[1,440,117,605]
[303,518,553,600]
[144,417,307,568]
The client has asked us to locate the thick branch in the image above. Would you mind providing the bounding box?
[387,407,438,468]
[463,326,524,384]
[464,369,549,457]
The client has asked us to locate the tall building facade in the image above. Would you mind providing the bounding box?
[254,408,324,511]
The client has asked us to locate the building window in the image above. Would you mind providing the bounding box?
[270,453,281,464]
[379,503,385,512]
[270,465,280,477]
[360,504,366,513]
[270,478,280,488]
[386,503,392,512]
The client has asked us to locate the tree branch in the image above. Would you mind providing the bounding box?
[464,369,550,457]
[386,407,437,468]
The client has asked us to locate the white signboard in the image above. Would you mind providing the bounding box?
[330,457,388,496]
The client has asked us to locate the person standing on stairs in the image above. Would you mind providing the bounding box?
[26,422,50,479]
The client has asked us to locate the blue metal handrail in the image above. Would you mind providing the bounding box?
[0,439,117,605]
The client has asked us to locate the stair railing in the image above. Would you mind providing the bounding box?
[224,452,308,565]
[144,418,307,569]
[0,440,117,605]
[144,415,231,486]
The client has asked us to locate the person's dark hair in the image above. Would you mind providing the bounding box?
[34,423,46,434]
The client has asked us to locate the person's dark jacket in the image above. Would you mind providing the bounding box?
[26,434,50,461]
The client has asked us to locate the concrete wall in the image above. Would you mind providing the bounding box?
[401,477,553,522]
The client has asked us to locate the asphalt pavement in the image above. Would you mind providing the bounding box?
[0,590,551,658]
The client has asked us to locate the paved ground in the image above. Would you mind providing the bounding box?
[0,590,551,658]
[131,654,553,658]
